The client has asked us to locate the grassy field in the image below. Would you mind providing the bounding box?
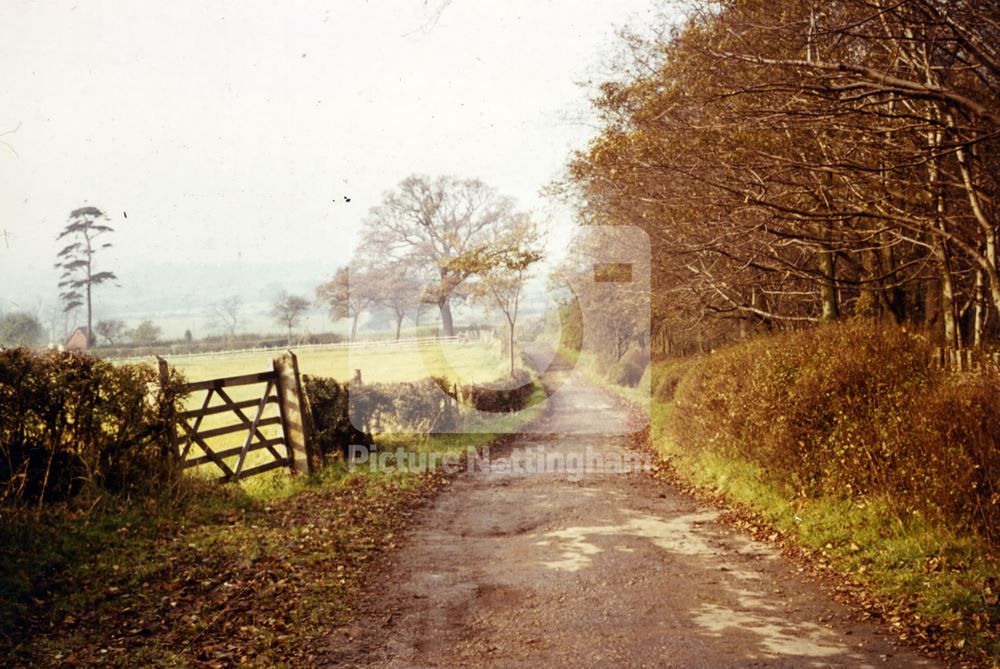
[165,340,507,385]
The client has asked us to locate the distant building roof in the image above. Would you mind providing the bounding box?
[66,326,91,351]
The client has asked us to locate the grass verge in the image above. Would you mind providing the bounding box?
[567,349,649,408]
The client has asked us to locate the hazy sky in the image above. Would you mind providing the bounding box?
[1,0,660,332]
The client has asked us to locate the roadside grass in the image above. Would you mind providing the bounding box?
[569,350,649,407]
[587,362,999,664]
[1,468,436,668]
[1,368,547,667]
[652,402,999,656]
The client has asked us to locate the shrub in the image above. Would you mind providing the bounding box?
[668,319,1000,544]
[900,376,1000,539]
[594,352,617,377]
[609,348,648,387]
[305,369,536,446]
[460,369,536,413]
[650,356,698,401]
[370,378,459,432]
[302,375,372,459]
[0,348,186,505]
[304,375,459,453]
[558,299,583,361]
[0,313,44,348]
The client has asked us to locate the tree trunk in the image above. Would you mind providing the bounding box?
[508,319,516,377]
[394,314,403,341]
[86,281,93,347]
[85,231,94,347]
[935,242,959,348]
[980,241,1000,323]
[818,246,839,322]
[951,117,1000,321]
[878,243,905,323]
[350,314,360,342]
[974,269,985,349]
[928,128,958,348]
[438,298,455,337]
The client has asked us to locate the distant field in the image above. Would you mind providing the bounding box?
[165,340,507,385]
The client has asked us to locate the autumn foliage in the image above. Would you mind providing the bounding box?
[567,0,1000,352]
[669,320,1000,544]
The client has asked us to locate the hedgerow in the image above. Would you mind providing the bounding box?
[0,348,186,505]
[301,375,374,459]
[669,320,1000,544]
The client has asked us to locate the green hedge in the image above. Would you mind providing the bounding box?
[668,320,1000,544]
[370,378,460,432]
[0,348,186,505]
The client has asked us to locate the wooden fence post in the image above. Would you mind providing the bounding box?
[273,351,321,475]
[156,356,180,469]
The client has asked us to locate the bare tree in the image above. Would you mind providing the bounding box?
[210,295,242,339]
[564,0,1000,350]
[95,319,126,346]
[316,268,375,341]
[359,175,516,336]
[272,292,310,345]
[464,217,543,376]
[42,300,63,345]
[370,262,423,341]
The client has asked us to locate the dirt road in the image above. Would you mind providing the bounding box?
[326,348,940,668]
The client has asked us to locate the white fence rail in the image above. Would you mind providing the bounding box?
[108,334,471,363]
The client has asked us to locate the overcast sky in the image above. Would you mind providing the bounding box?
[1,0,661,332]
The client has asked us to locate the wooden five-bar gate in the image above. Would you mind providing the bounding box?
[158,352,320,482]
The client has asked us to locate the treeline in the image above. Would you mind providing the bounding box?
[95,331,345,359]
[567,0,1000,352]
